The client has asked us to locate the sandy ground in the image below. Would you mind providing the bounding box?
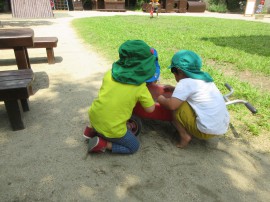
[0,11,270,202]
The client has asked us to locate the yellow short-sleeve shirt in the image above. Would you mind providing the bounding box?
[89,71,154,138]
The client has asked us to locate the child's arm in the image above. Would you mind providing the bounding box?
[163,85,175,92]
[157,95,183,111]
[143,104,155,113]
[138,86,156,113]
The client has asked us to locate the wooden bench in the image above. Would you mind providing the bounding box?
[0,69,34,130]
[0,35,58,66]
[31,37,58,64]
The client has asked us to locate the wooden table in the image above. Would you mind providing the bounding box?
[0,28,34,69]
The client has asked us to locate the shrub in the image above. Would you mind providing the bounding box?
[208,2,227,13]
[206,0,244,13]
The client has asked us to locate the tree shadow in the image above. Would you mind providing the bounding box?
[201,35,270,57]
[0,56,63,66]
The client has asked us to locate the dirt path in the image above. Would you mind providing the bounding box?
[0,11,269,202]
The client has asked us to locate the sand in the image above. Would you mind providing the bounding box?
[0,11,270,201]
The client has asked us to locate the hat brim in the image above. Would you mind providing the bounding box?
[112,56,156,85]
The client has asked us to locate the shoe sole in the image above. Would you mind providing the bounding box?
[83,134,91,139]
[88,136,99,152]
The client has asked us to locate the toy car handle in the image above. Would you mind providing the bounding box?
[226,99,257,114]
[223,83,234,101]
[224,83,257,114]
[245,102,257,114]
[225,83,232,91]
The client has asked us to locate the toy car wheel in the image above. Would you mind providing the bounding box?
[127,115,142,136]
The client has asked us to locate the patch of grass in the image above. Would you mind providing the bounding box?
[72,16,270,136]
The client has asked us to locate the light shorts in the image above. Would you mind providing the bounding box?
[175,102,217,140]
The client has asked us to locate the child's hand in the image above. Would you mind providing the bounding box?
[157,95,165,103]
[163,85,175,92]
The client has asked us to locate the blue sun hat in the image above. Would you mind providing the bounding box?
[168,50,213,82]
[146,48,160,83]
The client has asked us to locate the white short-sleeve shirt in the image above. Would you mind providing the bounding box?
[172,78,230,135]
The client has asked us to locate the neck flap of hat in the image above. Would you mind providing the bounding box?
[112,40,156,85]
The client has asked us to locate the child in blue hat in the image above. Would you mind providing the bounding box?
[84,40,156,154]
[157,50,230,148]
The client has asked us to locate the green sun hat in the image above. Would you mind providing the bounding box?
[168,50,213,82]
[112,40,156,85]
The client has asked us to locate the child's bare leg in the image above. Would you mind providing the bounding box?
[172,118,191,148]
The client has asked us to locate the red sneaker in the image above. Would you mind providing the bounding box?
[83,126,97,139]
[88,136,107,153]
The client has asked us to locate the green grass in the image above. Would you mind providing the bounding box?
[72,16,270,136]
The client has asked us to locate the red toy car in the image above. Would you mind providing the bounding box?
[127,83,173,136]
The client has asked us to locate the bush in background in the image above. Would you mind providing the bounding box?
[205,0,244,13]
[207,0,227,12]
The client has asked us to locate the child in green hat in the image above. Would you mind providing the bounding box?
[84,40,156,154]
[157,50,230,148]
